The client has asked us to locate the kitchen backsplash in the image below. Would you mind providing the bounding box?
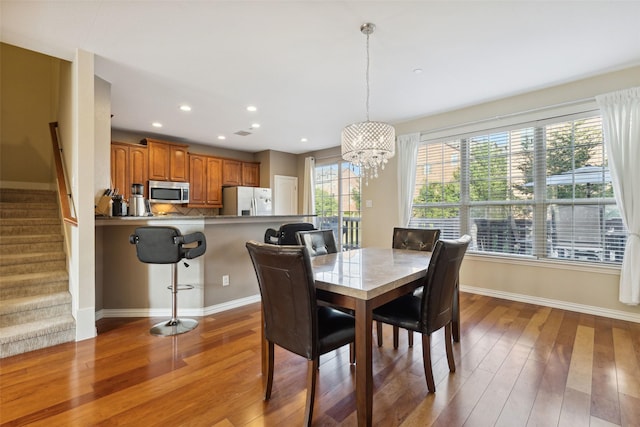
[149,203,219,216]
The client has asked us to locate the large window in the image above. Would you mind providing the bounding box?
[411,112,626,265]
[315,162,361,250]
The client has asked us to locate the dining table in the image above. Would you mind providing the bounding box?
[310,247,432,427]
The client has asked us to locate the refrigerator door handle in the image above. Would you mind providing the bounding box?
[250,197,256,216]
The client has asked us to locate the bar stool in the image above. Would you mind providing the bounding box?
[129,226,207,336]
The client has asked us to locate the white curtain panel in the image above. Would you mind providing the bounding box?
[302,156,316,225]
[596,87,640,305]
[397,133,421,227]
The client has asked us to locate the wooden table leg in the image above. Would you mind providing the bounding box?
[355,299,373,427]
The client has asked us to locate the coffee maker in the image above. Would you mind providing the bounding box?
[129,183,151,216]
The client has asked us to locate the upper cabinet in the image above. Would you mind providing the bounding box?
[242,162,260,187]
[188,154,223,208]
[143,138,189,182]
[222,159,242,186]
[110,142,148,200]
[222,159,260,187]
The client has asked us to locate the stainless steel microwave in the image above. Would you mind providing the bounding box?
[148,180,190,204]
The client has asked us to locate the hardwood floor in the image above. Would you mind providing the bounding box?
[1,293,639,426]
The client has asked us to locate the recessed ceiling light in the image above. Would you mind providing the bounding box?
[413,68,423,74]
[301,138,308,142]
[217,135,226,140]
[250,123,260,129]
[246,105,257,112]
[180,105,191,112]
[152,122,163,128]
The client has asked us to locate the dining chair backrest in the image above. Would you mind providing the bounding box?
[245,241,318,359]
[420,235,471,334]
[277,222,316,245]
[296,229,338,257]
[392,227,441,252]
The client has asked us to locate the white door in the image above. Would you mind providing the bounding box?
[274,175,298,215]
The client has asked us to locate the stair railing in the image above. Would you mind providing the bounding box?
[49,122,78,226]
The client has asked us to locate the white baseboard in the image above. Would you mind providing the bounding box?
[99,294,261,319]
[461,285,640,324]
[98,287,640,325]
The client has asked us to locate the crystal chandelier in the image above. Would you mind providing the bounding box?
[341,22,395,185]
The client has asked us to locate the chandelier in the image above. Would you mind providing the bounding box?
[341,22,395,185]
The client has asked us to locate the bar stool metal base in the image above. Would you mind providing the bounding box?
[149,263,198,336]
[150,318,198,336]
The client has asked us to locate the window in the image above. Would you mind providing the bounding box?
[411,112,625,265]
[315,162,362,249]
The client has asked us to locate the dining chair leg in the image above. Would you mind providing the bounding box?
[376,321,383,347]
[445,323,456,372]
[304,358,319,427]
[349,342,355,364]
[265,341,275,400]
[393,326,399,349]
[452,280,460,342]
[408,329,414,347]
[421,334,436,393]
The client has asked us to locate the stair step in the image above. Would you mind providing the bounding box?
[0,202,59,218]
[0,270,69,299]
[0,251,65,266]
[0,315,75,358]
[0,252,66,275]
[0,218,61,236]
[0,189,57,203]
[0,234,64,255]
[0,292,72,327]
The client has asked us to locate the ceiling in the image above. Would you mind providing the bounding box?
[2,1,640,154]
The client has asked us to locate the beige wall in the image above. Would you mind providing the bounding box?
[0,43,62,187]
[361,65,640,319]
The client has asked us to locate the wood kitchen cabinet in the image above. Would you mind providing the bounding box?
[222,159,260,187]
[110,142,148,200]
[242,162,260,187]
[222,159,242,186]
[188,154,222,208]
[143,138,189,182]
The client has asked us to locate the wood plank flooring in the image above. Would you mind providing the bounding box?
[1,293,639,426]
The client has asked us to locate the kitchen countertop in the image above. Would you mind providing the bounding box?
[95,214,315,226]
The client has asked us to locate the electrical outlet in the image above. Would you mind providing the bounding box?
[222,275,230,286]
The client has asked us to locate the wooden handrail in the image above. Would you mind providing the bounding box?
[49,122,78,226]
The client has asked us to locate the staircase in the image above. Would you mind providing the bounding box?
[0,188,75,358]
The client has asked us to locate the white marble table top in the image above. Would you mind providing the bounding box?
[311,247,431,300]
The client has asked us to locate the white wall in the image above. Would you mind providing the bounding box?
[58,49,99,340]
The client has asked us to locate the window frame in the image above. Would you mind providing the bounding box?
[410,107,623,266]
[314,160,362,250]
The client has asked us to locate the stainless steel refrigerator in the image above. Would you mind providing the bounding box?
[222,186,272,216]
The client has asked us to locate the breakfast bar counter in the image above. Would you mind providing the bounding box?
[95,215,314,317]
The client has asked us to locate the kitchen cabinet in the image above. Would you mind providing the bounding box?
[188,154,222,208]
[222,159,260,187]
[222,159,242,186]
[242,162,260,187]
[110,142,148,200]
[144,138,189,182]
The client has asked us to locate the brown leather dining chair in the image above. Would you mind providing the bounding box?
[373,235,470,393]
[377,227,441,348]
[245,241,355,427]
[296,229,338,256]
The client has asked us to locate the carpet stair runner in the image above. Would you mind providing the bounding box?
[0,188,75,358]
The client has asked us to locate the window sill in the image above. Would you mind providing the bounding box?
[465,252,622,276]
